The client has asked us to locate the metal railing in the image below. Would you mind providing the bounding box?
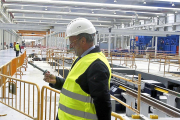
[0,74,41,120]
[40,86,125,120]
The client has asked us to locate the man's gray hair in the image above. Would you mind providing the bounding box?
[78,33,95,43]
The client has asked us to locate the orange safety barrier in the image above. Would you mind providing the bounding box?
[0,51,28,97]
[0,73,41,120]
[41,86,60,120]
[11,58,17,76]
[20,54,24,66]
[1,63,11,98]
[16,56,21,68]
[24,50,26,58]
[40,86,125,120]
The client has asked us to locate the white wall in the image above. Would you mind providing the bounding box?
[167,14,174,31]
[176,14,180,31]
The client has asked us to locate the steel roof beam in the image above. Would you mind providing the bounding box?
[4,0,180,13]
[13,16,131,24]
[14,21,112,28]
[96,28,180,37]
[3,3,165,17]
[112,29,180,36]
[0,23,51,31]
[7,9,149,19]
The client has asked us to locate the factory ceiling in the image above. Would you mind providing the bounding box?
[1,0,180,38]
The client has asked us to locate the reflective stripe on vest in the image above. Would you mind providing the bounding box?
[61,88,93,103]
[15,44,20,51]
[59,103,98,120]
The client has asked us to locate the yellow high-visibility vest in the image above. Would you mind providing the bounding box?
[15,44,20,51]
[58,52,111,120]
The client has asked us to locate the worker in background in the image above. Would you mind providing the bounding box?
[43,18,112,120]
[15,42,22,57]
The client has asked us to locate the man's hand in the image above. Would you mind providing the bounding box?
[43,71,56,84]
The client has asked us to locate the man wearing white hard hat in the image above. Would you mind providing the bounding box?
[43,18,111,120]
[15,41,22,57]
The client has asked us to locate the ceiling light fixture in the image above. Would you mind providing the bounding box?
[143,2,146,4]
[175,11,178,13]
[172,3,175,6]
[45,7,47,10]
[92,10,94,14]
[114,0,117,3]
[114,11,116,14]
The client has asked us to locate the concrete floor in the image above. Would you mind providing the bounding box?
[0,47,180,120]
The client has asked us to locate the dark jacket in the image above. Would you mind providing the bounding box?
[50,46,111,120]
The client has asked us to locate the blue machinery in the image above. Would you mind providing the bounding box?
[158,35,179,54]
[130,36,152,54]
[130,35,179,54]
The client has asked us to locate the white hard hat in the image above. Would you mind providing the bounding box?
[66,18,96,39]
[17,42,19,44]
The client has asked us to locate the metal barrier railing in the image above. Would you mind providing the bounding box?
[102,51,180,75]
[40,86,60,120]
[42,49,180,76]
[0,51,28,96]
[47,51,75,77]
[111,73,141,115]
[0,73,41,120]
[40,86,125,120]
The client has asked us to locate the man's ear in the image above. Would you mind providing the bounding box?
[81,37,86,44]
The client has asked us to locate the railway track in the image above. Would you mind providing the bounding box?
[111,78,180,117]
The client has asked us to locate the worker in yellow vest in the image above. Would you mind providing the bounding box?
[15,42,22,57]
[43,18,111,120]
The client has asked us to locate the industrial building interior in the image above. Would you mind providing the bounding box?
[1,0,180,120]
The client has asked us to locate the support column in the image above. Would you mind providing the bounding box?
[9,31,12,47]
[164,93,176,107]
[122,93,135,117]
[103,34,105,43]
[98,33,101,46]
[114,34,117,49]
[55,34,57,48]
[64,35,66,50]
[121,35,124,49]
[52,35,54,48]
[150,107,166,117]
[152,36,154,47]
[108,33,111,57]
[95,33,97,45]
[67,35,69,50]
[155,37,158,58]
[50,29,52,48]
[46,32,48,48]
[140,93,150,117]
[57,33,61,49]
[60,33,62,50]
[2,30,4,50]
[173,14,176,31]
